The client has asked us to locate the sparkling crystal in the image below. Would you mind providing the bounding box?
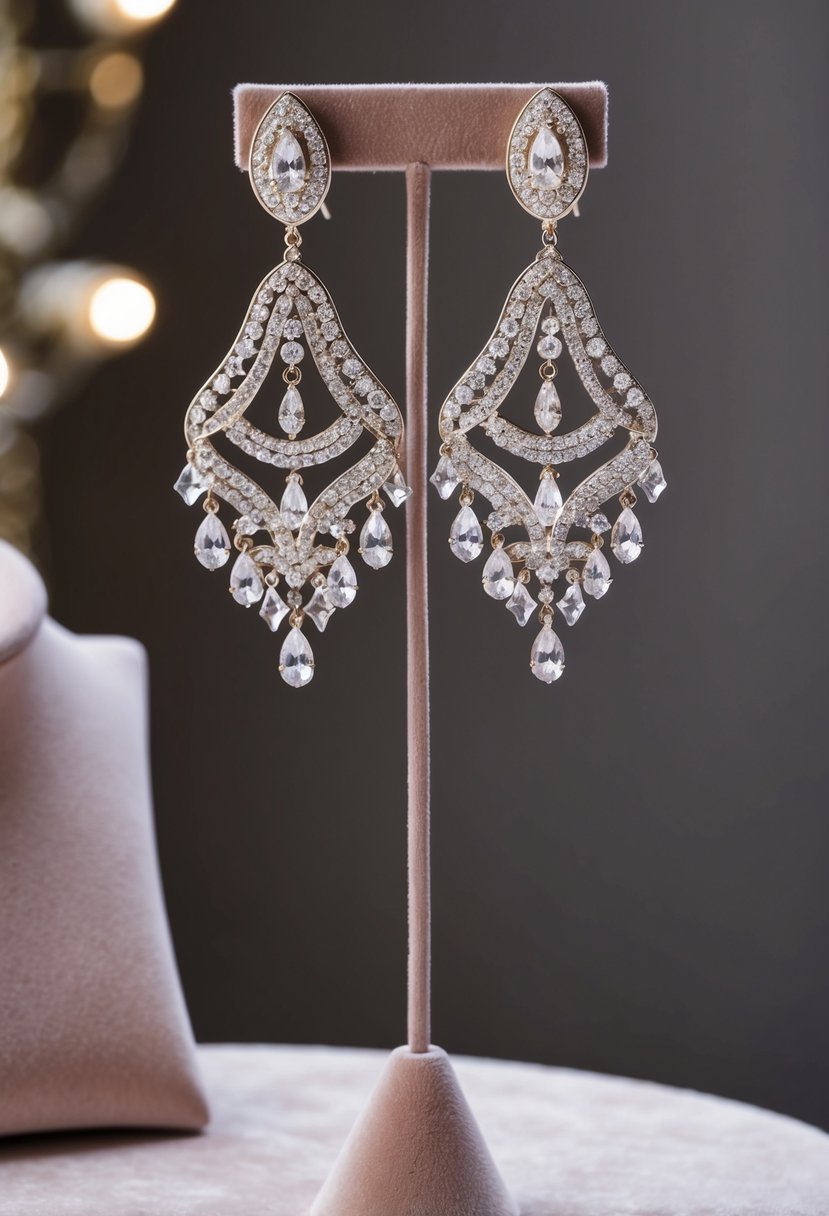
[583,547,612,599]
[530,624,565,683]
[638,458,667,503]
[305,586,335,632]
[278,385,305,435]
[506,581,537,626]
[280,341,304,364]
[194,512,230,570]
[174,463,207,505]
[327,554,358,607]
[534,380,561,433]
[588,512,611,534]
[279,626,314,688]
[280,476,307,531]
[481,546,514,600]
[213,373,231,394]
[537,334,563,360]
[534,474,563,527]
[541,316,561,335]
[383,467,413,507]
[449,505,483,562]
[454,384,474,405]
[430,454,460,500]
[611,507,644,563]
[272,129,306,194]
[229,552,264,606]
[558,581,586,625]
[360,510,393,569]
[259,585,289,632]
[529,125,565,190]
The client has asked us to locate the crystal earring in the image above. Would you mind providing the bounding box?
[174,93,409,688]
[432,88,666,684]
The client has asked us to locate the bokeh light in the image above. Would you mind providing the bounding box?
[87,276,156,345]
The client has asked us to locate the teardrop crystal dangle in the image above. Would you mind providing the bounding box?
[359,503,393,569]
[174,92,406,685]
[434,86,664,682]
[194,507,230,570]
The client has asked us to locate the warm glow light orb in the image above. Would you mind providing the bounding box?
[88,276,156,345]
[114,0,176,20]
[89,53,144,109]
[0,349,9,398]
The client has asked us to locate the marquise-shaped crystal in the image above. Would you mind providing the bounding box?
[534,474,563,527]
[280,476,307,531]
[506,581,536,626]
[229,551,264,606]
[194,513,230,570]
[558,581,586,626]
[360,510,393,569]
[638,458,667,503]
[482,546,514,600]
[534,380,561,433]
[272,129,306,194]
[611,507,643,564]
[279,626,314,688]
[529,125,565,190]
[530,624,565,683]
[278,385,305,436]
[449,505,483,562]
[430,454,460,501]
[383,467,413,507]
[174,462,207,505]
[305,585,335,632]
[259,585,289,632]
[327,554,358,607]
[583,547,613,599]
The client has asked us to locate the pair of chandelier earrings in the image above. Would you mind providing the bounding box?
[174,89,666,688]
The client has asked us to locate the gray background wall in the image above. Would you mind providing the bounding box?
[37,0,829,1129]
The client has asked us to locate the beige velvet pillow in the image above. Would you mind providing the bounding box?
[0,542,208,1136]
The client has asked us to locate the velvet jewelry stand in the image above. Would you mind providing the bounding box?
[236,82,611,1216]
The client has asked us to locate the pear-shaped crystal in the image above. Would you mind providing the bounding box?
[430,454,460,500]
[279,626,314,688]
[449,505,483,562]
[530,624,565,683]
[558,581,586,626]
[611,507,643,564]
[506,581,537,626]
[278,385,305,436]
[482,546,514,600]
[360,510,393,569]
[383,467,413,508]
[327,554,358,608]
[194,512,230,570]
[229,551,263,606]
[529,125,565,190]
[305,586,335,632]
[583,547,613,598]
[259,585,289,632]
[272,129,306,194]
[534,380,561,433]
[280,476,307,531]
[174,463,207,505]
[638,458,667,503]
[534,474,563,527]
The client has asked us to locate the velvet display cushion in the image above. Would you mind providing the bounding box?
[0,541,209,1136]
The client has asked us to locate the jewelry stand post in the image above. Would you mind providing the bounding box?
[233,82,609,1216]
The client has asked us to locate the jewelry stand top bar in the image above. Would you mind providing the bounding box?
[233,82,608,172]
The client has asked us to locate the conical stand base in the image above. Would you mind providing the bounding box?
[310,1045,518,1216]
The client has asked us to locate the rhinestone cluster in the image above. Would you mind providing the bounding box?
[507,88,588,221]
[249,92,331,225]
